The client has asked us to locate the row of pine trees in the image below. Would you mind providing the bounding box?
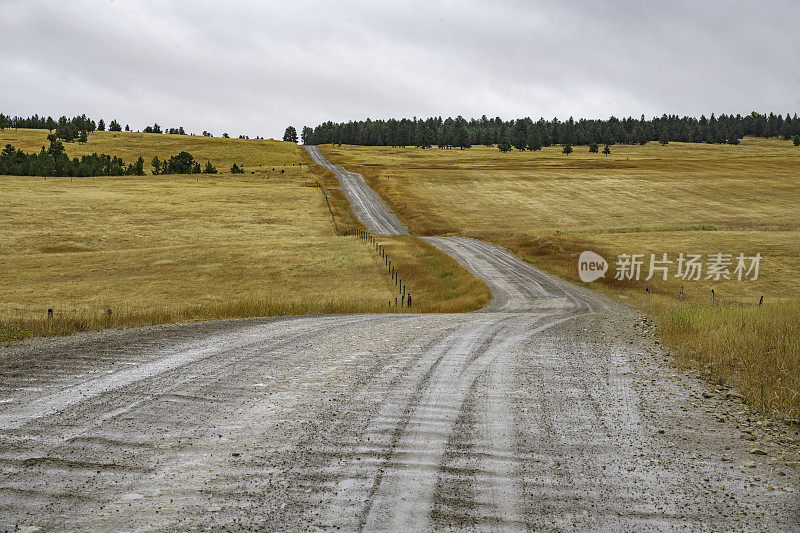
[0,113,191,143]
[301,112,800,149]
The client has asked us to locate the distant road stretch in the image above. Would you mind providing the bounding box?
[305,145,409,235]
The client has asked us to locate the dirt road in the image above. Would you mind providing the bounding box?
[305,145,408,235]
[1,150,798,531]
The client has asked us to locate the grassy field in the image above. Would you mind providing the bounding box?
[0,129,488,342]
[321,139,800,418]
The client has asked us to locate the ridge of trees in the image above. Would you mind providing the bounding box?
[301,112,800,148]
[0,113,191,139]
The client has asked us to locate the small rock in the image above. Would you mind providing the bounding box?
[743,461,757,468]
[750,448,768,456]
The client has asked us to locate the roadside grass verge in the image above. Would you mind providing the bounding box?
[660,302,800,419]
[321,139,800,419]
[0,297,384,344]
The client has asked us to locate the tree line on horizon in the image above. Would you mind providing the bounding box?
[0,113,219,141]
[300,112,800,149]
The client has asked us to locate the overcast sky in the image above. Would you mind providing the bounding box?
[2,0,798,138]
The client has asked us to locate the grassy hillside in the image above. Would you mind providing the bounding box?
[321,139,800,418]
[0,129,488,342]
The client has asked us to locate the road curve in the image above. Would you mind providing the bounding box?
[305,145,409,235]
[1,154,798,531]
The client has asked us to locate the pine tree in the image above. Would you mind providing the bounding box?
[562,143,573,155]
[203,161,218,174]
[527,131,542,151]
[283,126,298,143]
[512,121,527,151]
[151,156,161,175]
[415,121,431,148]
[794,135,800,146]
[602,144,611,156]
[109,120,122,132]
[125,124,130,132]
[301,126,314,145]
[98,119,105,131]
[589,142,598,153]
[230,162,244,173]
[498,136,512,153]
[659,130,669,145]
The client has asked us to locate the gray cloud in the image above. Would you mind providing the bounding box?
[1,0,797,138]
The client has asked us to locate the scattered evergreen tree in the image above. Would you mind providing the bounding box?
[562,143,573,155]
[602,144,611,156]
[125,124,130,132]
[794,135,800,146]
[222,133,229,138]
[283,126,298,143]
[203,161,218,174]
[589,142,599,153]
[109,119,122,131]
[97,119,105,131]
[163,151,196,174]
[78,131,88,144]
[151,156,161,175]
[230,162,244,174]
[498,136,512,153]
[301,126,314,144]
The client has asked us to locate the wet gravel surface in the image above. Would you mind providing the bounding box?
[1,237,798,531]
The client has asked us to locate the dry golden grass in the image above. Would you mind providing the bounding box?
[321,139,800,418]
[0,129,487,342]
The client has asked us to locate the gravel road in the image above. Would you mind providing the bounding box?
[304,145,408,235]
[0,150,797,531]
